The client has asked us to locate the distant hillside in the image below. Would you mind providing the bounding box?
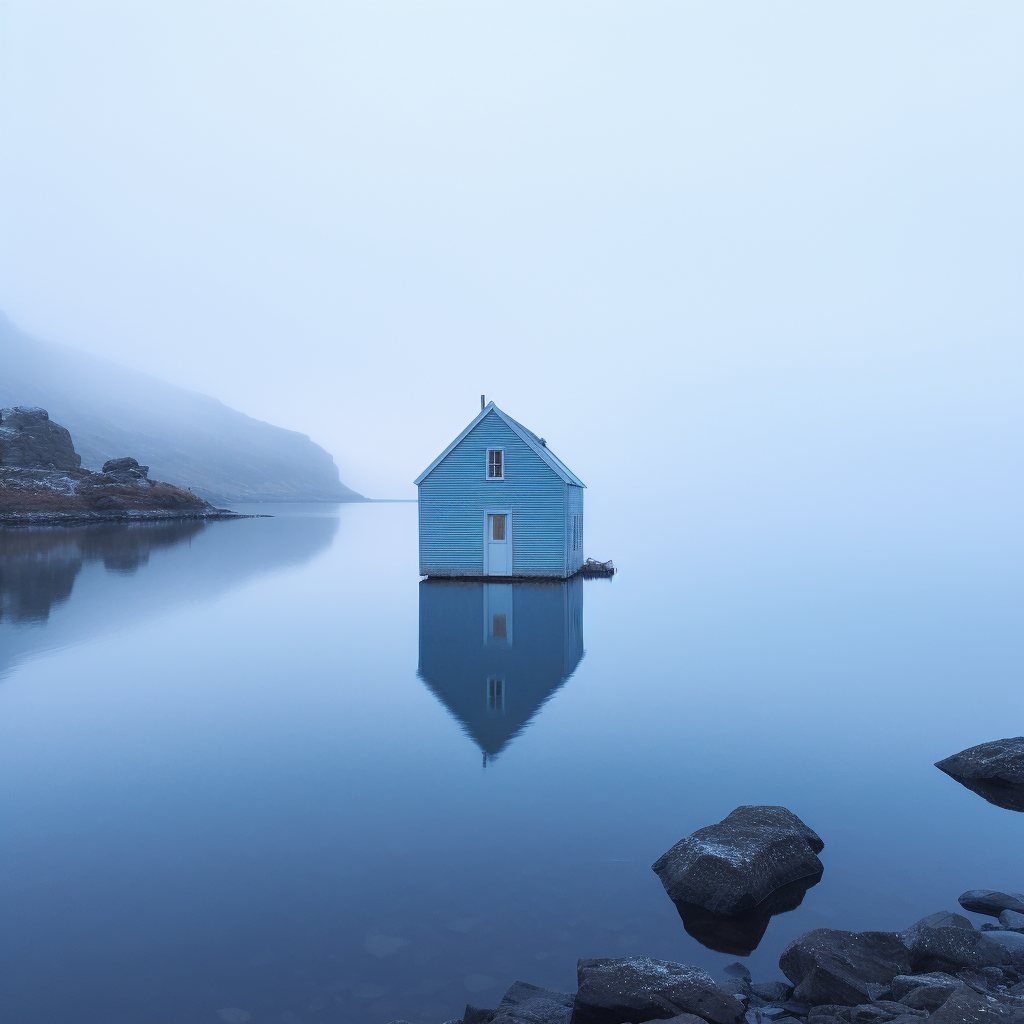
[0,312,363,503]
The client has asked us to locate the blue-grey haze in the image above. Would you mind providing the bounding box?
[0,2,1021,512]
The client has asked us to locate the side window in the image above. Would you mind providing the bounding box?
[572,514,583,551]
[486,449,504,479]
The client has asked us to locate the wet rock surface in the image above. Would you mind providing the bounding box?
[890,974,965,1013]
[905,925,1014,975]
[960,893,1024,919]
[999,912,1024,933]
[570,957,744,1024]
[463,981,575,1024]
[927,987,1024,1022]
[652,807,825,918]
[779,930,912,1006]
[936,739,1024,812]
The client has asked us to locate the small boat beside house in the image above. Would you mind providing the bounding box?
[415,398,604,580]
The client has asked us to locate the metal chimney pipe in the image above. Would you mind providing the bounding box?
[480,395,485,411]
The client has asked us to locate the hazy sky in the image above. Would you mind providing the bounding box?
[0,3,1020,530]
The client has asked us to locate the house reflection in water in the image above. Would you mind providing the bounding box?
[417,578,584,764]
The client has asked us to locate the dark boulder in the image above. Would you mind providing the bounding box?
[100,456,152,487]
[102,457,142,473]
[961,892,1024,918]
[983,930,1024,955]
[936,739,1024,812]
[463,983,576,1024]
[779,930,912,1006]
[927,987,1024,1022]
[0,406,81,470]
[900,911,974,940]
[891,973,965,1012]
[1000,911,1024,932]
[749,983,794,1004]
[805,1004,926,1024]
[906,925,1012,975]
[652,807,824,918]
[570,957,744,1024]
[491,982,575,1024]
[673,874,823,957]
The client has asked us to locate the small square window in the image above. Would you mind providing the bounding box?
[487,449,504,479]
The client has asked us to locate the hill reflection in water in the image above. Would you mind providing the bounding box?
[417,577,585,764]
[0,509,339,679]
[0,521,207,624]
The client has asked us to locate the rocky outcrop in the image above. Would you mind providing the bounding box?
[652,806,824,918]
[0,406,81,470]
[935,738,1024,812]
[0,407,239,523]
[570,957,744,1024]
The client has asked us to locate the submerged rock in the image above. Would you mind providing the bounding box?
[779,930,912,1006]
[673,874,823,957]
[936,738,1024,812]
[570,957,744,1024]
[465,981,575,1024]
[652,807,824,918]
[960,891,1024,918]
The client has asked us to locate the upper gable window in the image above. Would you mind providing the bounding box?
[486,449,504,479]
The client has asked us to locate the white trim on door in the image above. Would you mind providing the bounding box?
[483,508,512,576]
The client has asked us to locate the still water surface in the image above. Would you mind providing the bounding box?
[1,504,1020,1024]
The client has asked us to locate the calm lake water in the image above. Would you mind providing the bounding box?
[1,502,1020,1024]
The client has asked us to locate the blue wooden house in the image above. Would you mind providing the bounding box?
[415,400,586,578]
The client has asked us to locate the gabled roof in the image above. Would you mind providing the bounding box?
[414,402,586,488]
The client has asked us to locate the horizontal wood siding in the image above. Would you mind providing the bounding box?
[419,412,567,577]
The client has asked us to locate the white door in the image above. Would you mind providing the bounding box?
[486,513,509,575]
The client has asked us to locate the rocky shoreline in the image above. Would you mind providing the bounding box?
[0,506,253,527]
[390,739,1024,1024]
[0,406,255,526]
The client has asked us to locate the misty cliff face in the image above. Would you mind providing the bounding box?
[0,312,363,503]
